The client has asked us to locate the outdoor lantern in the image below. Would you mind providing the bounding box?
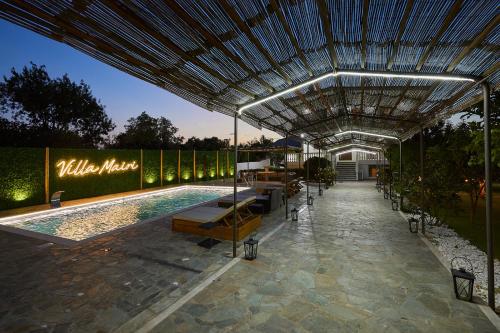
[307,195,314,205]
[319,188,323,196]
[451,257,475,302]
[408,217,419,233]
[244,238,259,260]
[291,207,298,221]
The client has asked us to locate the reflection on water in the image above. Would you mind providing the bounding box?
[56,205,141,240]
[12,187,233,241]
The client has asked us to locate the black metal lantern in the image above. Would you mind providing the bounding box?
[451,257,475,302]
[291,207,298,221]
[244,238,259,260]
[408,217,419,233]
[318,188,323,196]
[307,195,314,205]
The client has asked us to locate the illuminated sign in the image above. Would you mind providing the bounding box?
[56,159,139,178]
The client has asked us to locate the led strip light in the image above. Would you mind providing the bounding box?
[238,70,476,114]
[328,143,383,152]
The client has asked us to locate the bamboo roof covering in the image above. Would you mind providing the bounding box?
[1,0,498,149]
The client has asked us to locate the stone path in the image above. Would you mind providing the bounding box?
[149,182,497,333]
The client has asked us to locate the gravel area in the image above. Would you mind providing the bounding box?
[402,211,500,309]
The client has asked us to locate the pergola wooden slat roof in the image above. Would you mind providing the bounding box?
[1,0,498,148]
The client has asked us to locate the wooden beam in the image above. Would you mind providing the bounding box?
[447,14,500,71]
[402,13,499,121]
[390,0,463,118]
[104,1,256,98]
[315,0,349,120]
[416,0,463,71]
[165,0,275,93]
[269,0,314,77]
[386,0,414,70]
[374,0,414,117]
[218,0,292,84]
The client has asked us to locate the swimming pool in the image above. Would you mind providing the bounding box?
[0,186,242,244]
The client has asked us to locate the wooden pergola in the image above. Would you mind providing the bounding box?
[1,0,498,308]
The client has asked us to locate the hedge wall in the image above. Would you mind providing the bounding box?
[180,150,194,183]
[0,147,238,211]
[50,148,141,201]
[163,150,178,184]
[143,150,161,189]
[0,147,45,210]
[195,151,218,181]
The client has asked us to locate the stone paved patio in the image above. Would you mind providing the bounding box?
[0,186,280,332]
[1,182,497,332]
[148,182,498,333]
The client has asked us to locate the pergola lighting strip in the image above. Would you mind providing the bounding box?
[238,70,476,114]
[328,143,383,152]
[336,149,377,155]
[333,130,400,141]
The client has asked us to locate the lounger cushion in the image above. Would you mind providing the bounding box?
[172,206,230,223]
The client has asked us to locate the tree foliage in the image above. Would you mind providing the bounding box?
[0,63,114,147]
[111,111,183,149]
[303,156,331,181]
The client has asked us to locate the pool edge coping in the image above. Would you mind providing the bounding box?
[0,185,251,246]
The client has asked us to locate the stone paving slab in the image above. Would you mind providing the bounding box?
[149,182,498,333]
[0,187,282,333]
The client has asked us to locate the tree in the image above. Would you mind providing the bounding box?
[0,63,115,147]
[112,111,183,149]
[460,90,500,127]
[303,156,331,181]
[183,136,227,150]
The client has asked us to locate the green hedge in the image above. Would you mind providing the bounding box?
[0,147,236,211]
[195,151,218,181]
[50,148,141,201]
[163,150,178,184]
[180,150,194,183]
[0,147,45,210]
[143,150,161,188]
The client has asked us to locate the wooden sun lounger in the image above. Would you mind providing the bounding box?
[171,197,262,241]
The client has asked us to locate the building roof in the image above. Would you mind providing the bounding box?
[1,0,498,149]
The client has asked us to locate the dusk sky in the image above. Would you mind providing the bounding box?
[0,20,281,144]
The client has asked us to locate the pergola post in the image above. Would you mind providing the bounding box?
[420,127,425,235]
[482,82,494,309]
[382,149,386,197]
[318,147,322,195]
[399,140,403,209]
[233,113,238,258]
[285,133,288,219]
[389,150,392,198]
[306,141,310,204]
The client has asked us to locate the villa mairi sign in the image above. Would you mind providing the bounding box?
[56,158,139,178]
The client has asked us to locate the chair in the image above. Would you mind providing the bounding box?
[171,197,262,241]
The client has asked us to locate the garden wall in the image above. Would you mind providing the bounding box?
[0,147,236,211]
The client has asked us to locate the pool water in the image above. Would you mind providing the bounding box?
[3,186,237,241]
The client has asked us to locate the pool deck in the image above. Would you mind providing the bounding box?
[0,182,498,332]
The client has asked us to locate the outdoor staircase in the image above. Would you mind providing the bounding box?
[336,162,357,181]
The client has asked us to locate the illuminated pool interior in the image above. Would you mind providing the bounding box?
[0,186,241,242]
